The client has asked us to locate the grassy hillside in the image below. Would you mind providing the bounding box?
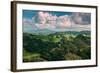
[23,31,91,62]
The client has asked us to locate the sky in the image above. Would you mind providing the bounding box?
[22,10,91,32]
[23,10,72,19]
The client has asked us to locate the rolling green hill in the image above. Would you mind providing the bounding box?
[23,31,91,62]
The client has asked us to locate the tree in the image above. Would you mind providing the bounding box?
[59,37,78,54]
[23,50,46,62]
[77,46,91,59]
[64,53,81,60]
[49,48,65,61]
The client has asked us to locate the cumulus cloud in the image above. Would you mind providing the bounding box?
[71,13,91,25]
[34,11,72,29]
[23,18,38,32]
[33,12,56,29]
[23,11,91,32]
[56,15,72,28]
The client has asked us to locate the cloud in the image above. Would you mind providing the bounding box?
[37,11,57,25]
[33,11,56,29]
[71,13,91,24]
[23,11,91,32]
[23,18,38,32]
[34,11,72,29]
[35,23,56,29]
[56,15,72,28]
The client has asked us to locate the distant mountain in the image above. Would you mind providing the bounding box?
[24,29,91,35]
[53,31,90,35]
[24,29,56,35]
[80,31,91,35]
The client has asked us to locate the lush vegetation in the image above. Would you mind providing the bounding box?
[23,31,91,62]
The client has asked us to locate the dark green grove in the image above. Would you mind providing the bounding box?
[23,31,91,62]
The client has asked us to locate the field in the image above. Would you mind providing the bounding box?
[23,31,91,62]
